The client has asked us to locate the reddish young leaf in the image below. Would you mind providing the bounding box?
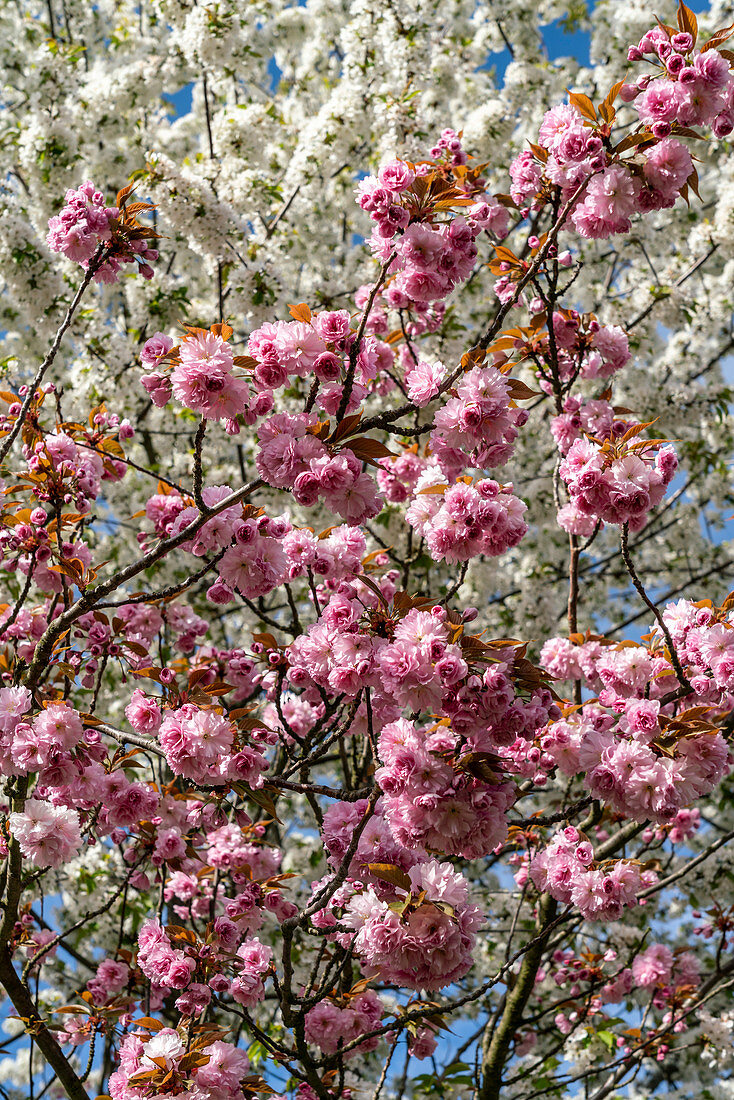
[288,302,312,323]
[701,23,734,51]
[131,1017,164,1031]
[367,863,413,892]
[677,0,698,42]
[567,90,597,121]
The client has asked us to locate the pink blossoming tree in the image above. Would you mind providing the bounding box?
[0,3,734,1100]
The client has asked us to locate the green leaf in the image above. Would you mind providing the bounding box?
[597,1029,616,1053]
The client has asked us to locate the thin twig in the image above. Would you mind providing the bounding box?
[0,249,105,465]
[620,522,692,695]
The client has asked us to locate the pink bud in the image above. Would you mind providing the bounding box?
[619,82,640,102]
[207,579,235,604]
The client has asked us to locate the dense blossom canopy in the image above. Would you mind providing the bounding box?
[0,2,733,1100]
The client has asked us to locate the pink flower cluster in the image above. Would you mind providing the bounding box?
[105,773,161,831]
[529,827,656,921]
[361,285,448,344]
[430,127,470,165]
[344,859,484,990]
[537,670,730,823]
[355,159,416,238]
[376,446,426,503]
[532,104,607,193]
[386,218,481,308]
[551,397,630,457]
[46,181,116,263]
[0,686,32,770]
[628,28,734,138]
[24,428,122,515]
[443,661,557,750]
[403,356,446,407]
[46,181,158,282]
[558,436,678,532]
[512,102,664,239]
[0,693,134,848]
[304,991,383,1057]
[229,937,273,1007]
[8,798,83,869]
[157,704,269,787]
[577,714,728,823]
[246,309,396,422]
[657,598,734,701]
[548,942,700,1016]
[571,164,651,239]
[256,412,383,526]
[375,718,516,858]
[632,943,700,992]
[596,647,673,702]
[109,1030,253,1100]
[291,595,557,774]
[141,330,250,421]
[216,518,290,601]
[541,638,645,698]
[289,597,434,701]
[173,332,250,420]
[541,596,734,712]
[406,474,527,562]
[86,959,130,1004]
[247,309,354,389]
[144,475,370,604]
[206,823,281,880]
[124,602,206,659]
[136,916,274,1014]
[137,920,197,990]
[430,365,528,475]
[508,33,734,242]
[550,311,631,383]
[375,607,467,710]
[321,798,424,892]
[356,141,506,312]
[1,699,83,777]
[281,523,366,583]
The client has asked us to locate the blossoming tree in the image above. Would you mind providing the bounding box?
[1,1,734,1099]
